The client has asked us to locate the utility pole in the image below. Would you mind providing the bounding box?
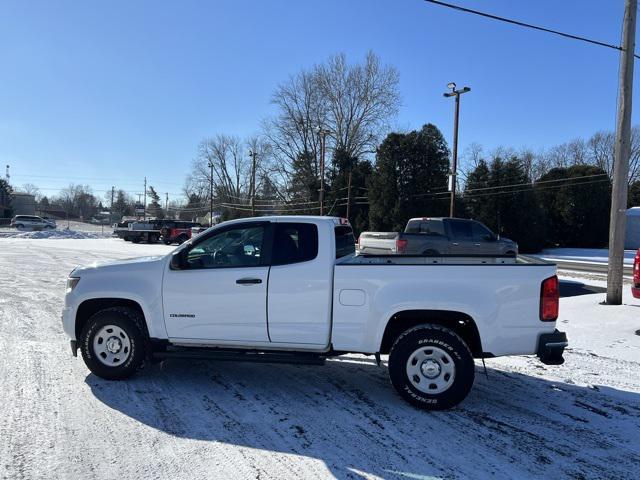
[607,0,637,305]
[4,165,9,182]
[317,128,330,215]
[208,159,214,226]
[110,186,115,225]
[143,177,147,221]
[443,82,471,218]
[165,192,169,218]
[346,169,353,222]
[249,149,258,216]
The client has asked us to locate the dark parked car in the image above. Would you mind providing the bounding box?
[358,217,518,256]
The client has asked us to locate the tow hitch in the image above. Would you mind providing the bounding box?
[537,329,568,365]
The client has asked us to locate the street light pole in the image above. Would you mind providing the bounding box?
[249,149,258,217]
[607,0,637,305]
[208,160,214,227]
[143,176,147,221]
[444,83,471,218]
[317,128,330,215]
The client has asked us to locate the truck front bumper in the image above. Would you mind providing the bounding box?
[537,329,568,365]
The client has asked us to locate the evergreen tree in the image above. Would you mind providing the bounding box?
[287,151,320,215]
[368,124,449,231]
[325,149,372,233]
[465,156,546,252]
[146,186,164,219]
[0,179,13,217]
[112,189,133,220]
[629,180,640,208]
[536,165,610,247]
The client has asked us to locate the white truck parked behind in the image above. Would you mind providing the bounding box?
[62,216,566,410]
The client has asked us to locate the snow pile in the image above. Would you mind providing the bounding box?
[9,229,109,239]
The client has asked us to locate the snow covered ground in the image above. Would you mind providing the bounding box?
[540,247,636,265]
[1,238,639,479]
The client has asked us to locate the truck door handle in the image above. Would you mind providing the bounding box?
[236,278,262,285]
[474,243,481,246]
[452,242,459,246]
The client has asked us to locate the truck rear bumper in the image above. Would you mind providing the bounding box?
[537,329,567,365]
[632,286,640,299]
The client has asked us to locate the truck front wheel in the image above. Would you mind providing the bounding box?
[388,325,474,410]
[79,307,148,380]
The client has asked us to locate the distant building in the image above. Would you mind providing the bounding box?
[626,207,640,250]
[11,192,36,216]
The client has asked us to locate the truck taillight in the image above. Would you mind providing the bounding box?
[540,275,559,322]
[634,250,640,285]
[396,238,408,254]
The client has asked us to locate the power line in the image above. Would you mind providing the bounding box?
[412,172,610,198]
[463,178,611,199]
[423,0,640,59]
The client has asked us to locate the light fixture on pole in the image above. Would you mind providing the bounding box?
[443,82,471,218]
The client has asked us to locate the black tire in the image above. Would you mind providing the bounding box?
[148,234,158,244]
[163,239,172,245]
[388,324,474,410]
[79,307,148,380]
[131,236,141,244]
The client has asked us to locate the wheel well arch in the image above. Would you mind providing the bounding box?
[75,298,148,340]
[379,310,484,357]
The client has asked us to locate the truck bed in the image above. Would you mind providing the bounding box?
[331,254,557,356]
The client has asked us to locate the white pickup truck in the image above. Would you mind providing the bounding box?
[62,216,566,410]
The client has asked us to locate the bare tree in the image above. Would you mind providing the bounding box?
[192,134,249,203]
[262,69,326,192]
[56,184,97,220]
[263,51,400,200]
[21,183,40,199]
[315,52,400,158]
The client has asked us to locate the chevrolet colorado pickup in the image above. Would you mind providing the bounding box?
[62,216,566,410]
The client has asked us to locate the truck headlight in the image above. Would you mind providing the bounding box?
[66,277,80,292]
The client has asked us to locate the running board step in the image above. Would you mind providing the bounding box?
[153,348,326,366]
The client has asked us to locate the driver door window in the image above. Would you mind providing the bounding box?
[187,225,264,269]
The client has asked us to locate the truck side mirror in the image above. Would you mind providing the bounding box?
[170,251,186,270]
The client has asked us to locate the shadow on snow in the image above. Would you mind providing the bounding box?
[86,355,640,479]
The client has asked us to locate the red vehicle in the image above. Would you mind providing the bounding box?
[159,221,201,245]
[633,249,640,299]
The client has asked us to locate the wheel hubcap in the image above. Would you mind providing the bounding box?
[406,346,456,394]
[420,359,441,378]
[93,325,131,367]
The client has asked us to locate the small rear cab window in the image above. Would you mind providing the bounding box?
[335,226,356,259]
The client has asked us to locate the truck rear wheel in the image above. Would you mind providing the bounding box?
[79,307,148,380]
[388,325,474,410]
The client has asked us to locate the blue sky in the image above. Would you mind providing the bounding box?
[0,0,635,201]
